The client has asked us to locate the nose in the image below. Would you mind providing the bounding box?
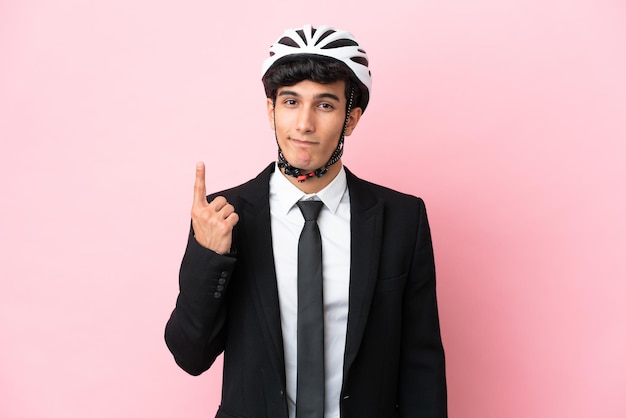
[295,107,315,134]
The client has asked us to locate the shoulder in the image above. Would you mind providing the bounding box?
[345,167,425,210]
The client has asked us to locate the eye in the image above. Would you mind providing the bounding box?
[283,99,297,106]
[318,102,334,110]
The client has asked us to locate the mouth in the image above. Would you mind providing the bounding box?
[289,137,318,146]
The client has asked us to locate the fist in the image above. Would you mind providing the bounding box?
[191,162,239,254]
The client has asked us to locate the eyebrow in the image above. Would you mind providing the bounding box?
[277,90,341,102]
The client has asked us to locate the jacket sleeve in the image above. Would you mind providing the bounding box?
[398,199,447,417]
[164,227,237,376]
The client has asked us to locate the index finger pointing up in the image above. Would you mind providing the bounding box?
[193,161,208,206]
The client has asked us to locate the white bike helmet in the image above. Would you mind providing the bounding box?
[262,24,372,112]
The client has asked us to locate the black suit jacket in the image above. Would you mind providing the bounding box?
[165,163,447,418]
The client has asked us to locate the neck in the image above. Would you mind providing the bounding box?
[281,161,342,194]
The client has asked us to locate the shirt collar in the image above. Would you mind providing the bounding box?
[270,162,348,216]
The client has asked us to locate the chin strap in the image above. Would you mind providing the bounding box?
[275,88,354,182]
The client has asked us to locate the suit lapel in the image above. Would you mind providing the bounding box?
[343,168,384,377]
[237,163,286,385]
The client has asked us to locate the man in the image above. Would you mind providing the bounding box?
[165,24,447,418]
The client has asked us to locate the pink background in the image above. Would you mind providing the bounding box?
[1,0,625,417]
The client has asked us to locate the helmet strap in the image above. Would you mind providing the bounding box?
[275,87,354,183]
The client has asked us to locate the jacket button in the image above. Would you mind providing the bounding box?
[218,278,226,285]
[217,285,225,291]
[220,271,229,278]
[213,292,222,299]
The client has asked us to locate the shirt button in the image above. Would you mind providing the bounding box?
[213,292,222,299]
[216,285,225,291]
[220,271,228,278]
[218,278,226,285]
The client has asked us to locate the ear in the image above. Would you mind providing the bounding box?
[266,98,276,130]
[343,107,363,137]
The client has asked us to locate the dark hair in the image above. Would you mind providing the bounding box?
[262,56,363,110]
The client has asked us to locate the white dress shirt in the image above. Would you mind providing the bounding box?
[270,163,351,418]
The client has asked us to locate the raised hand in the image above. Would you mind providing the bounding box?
[191,162,239,254]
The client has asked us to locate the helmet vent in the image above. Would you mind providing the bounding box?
[278,36,299,47]
[350,56,369,66]
[321,39,358,49]
[314,29,336,46]
[295,29,308,45]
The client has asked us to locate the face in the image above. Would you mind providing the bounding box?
[267,79,362,175]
